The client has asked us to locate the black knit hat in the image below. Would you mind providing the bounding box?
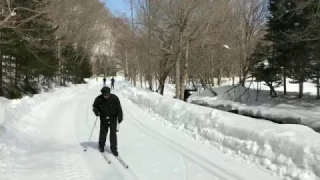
[101,86,111,96]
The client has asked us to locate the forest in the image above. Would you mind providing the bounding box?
[1,0,320,100]
[0,0,114,98]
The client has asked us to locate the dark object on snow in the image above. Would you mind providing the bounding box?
[111,77,115,89]
[184,89,197,101]
[93,87,123,156]
[103,77,106,86]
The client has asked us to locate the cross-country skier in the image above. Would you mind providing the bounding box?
[92,86,123,156]
[103,77,106,86]
[111,77,115,89]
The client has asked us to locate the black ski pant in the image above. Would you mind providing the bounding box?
[111,83,114,89]
[99,118,117,153]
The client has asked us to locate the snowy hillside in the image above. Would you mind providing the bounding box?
[188,79,320,131]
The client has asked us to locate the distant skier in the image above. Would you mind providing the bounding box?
[111,77,115,89]
[92,86,123,156]
[103,77,106,86]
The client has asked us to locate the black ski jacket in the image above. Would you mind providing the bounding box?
[93,94,123,122]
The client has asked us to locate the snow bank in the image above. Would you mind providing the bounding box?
[119,83,320,180]
[0,78,98,177]
[188,88,320,131]
[0,79,97,129]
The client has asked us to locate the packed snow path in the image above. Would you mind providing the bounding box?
[1,81,282,180]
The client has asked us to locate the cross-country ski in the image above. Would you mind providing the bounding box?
[115,156,129,169]
[100,151,128,169]
[101,152,111,164]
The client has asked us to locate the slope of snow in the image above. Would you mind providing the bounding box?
[1,79,284,180]
[188,81,320,131]
[120,82,320,180]
[0,80,97,169]
[0,80,96,127]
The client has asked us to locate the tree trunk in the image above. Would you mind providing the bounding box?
[155,79,158,90]
[256,81,259,101]
[175,31,183,99]
[175,55,181,99]
[146,0,153,91]
[160,80,165,95]
[147,76,153,90]
[140,71,143,88]
[298,65,304,99]
[239,43,245,86]
[180,41,189,100]
[200,78,207,90]
[217,75,222,86]
[283,67,287,95]
[317,70,320,99]
[125,49,129,81]
[217,45,222,86]
[269,82,273,96]
[211,75,215,86]
[298,79,304,98]
[144,79,147,88]
[57,38,62,87]
[266,81,278,97]
[132,56,137,86]
[133,70,137,86]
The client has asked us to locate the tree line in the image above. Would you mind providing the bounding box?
[250,0,320,99]
[112,0,320,100]
[3,0,319,100]
[0,0,113,98]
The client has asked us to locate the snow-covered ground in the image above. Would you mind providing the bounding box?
[0,78,296,180]
[121,82,320,180]
[188,80,320,131]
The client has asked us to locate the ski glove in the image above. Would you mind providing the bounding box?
[93,108,100,117]
[118,119,123,124]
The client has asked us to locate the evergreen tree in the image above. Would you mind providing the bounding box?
[304,0,320,99]
[263,0,300,96]
[249,42,281,97]
[0,0,93,98]
[251,0,318,98]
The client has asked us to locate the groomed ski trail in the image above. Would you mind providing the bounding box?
[1,81,283,180]
[117,97,282,180]
[52,83,139,180]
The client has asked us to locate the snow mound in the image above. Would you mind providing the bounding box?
[119,83,320,180]
[188,86,320,131]
[0,80,97,167]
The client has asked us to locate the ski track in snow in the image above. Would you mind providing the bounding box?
[121,98,280,180]
[0,81,284,180]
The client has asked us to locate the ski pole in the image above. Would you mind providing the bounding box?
[84,117,98,152]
